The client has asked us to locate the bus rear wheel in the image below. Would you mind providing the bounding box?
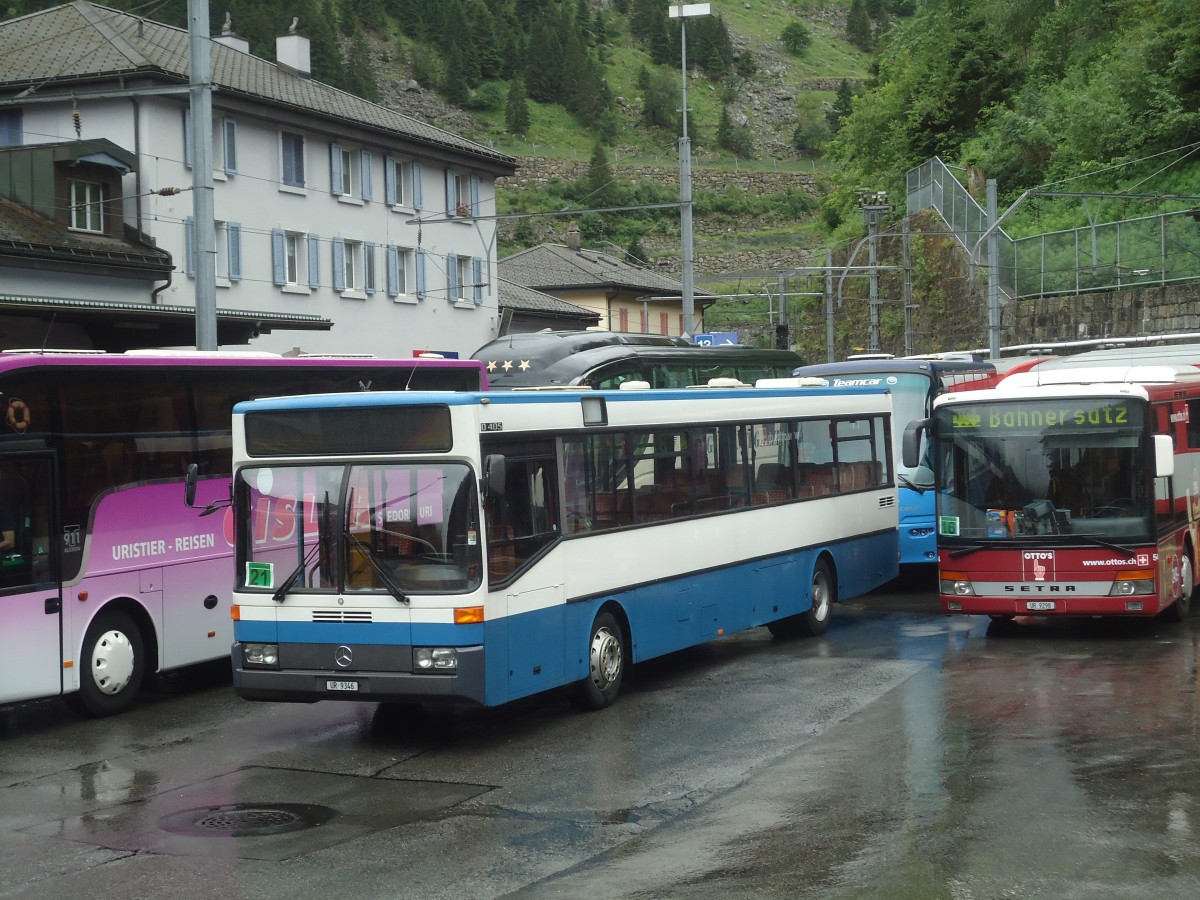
[65,609,145,718]
[769,559,834,638]
[569,611,625,711]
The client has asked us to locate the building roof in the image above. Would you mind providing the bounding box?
[499,242,716,301]
[0,2,516,172]
[496,277,598,323]
[0,292,331,351]
[0,195,171,274]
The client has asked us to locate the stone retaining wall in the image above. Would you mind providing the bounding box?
[499,157,819,196]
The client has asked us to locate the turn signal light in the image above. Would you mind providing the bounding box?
[454,606,485,624]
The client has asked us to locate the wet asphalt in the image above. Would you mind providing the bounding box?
[1,569,1198,899]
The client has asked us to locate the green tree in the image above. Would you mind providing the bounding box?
[846,0,873,52]
[716,104,755,158]
[343,33,380,101]
[793,93,831,155]
[505,76,531,135]
[780,21,812,56]
[639,66,681,131]
[827,79,854,135]
[583,142,615,206]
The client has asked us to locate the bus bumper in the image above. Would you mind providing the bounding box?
[232,642,486,705]
[939,594,1168,617]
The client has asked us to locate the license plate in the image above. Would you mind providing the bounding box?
[325,680,359,692]
[1026,601,1056,611]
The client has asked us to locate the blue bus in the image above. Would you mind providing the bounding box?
[791,357,995,565]
[225,381,898,711]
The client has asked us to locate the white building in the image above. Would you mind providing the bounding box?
[0,2,517,356]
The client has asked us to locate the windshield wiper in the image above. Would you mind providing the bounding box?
[948,543,987,559]
[344,529,410,604]
[272,539,322,604]
[1073,534,1137,557]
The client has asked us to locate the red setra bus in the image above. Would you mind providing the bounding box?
[903,361,1198,621]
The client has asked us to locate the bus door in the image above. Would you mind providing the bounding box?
[0,454,61,704]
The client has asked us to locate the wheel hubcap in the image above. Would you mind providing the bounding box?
[91,629,136,695]
[812,576,830,621]
[589,627,621,691]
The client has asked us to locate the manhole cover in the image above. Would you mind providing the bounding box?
[159,803,336,837]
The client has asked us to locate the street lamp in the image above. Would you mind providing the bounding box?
[669,3,710,340]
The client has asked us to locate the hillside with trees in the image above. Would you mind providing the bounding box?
[6,0,1198,354]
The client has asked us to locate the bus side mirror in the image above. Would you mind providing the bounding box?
[1155,434,1175,479]
[901,418,929,469]
[184,463,199,507]
[483,454,506,498]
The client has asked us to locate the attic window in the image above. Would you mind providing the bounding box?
[69,179,104,232]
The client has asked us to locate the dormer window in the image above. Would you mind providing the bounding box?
[69,179,104,232]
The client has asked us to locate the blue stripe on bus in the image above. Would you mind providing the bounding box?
[234,619,485,646]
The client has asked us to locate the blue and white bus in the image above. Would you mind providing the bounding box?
[225,382,898,711]
[791,357,996,565]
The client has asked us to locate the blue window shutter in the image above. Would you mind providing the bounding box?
[416,248,427,299]
[412,161,423,210]
[445,169,457,215]
[447,252,459,300]
[184,216,195,276]
[364,241,376,293]
[228,222,242,281]
[223,120,237,174]
[332,237,346,291]
[0,109,23,146]
[361,150,373,202]
[329,143,343,195]
[386,245,399,296]
[384,156,396,205]
[472,256,484,305]
[271,228,286,285]
[470,175,481,216]
[182,108,193,168]
[308,233,320,288]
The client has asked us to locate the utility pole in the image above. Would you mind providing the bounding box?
[188,0,218,350]
[824,250,834,362]
[986,178,1000,358]
[902,218,914,356]
[858,190,890,352]
[776,272,790,349]
[670,3,711,339]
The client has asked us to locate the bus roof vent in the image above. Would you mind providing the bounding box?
[617,380,651,390]
[1003,364,1186,388]
[754,376,828,388]
[692,377,747,388]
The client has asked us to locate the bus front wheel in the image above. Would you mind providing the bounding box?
[1163,554,1194,622]
[570,610,625,711]
[66,609,146,718]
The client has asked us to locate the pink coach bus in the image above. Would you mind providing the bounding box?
[0,350,485,716]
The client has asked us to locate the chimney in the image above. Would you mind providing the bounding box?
[214,12,250,54]
[276,17,311,78]
[566,221,581,252]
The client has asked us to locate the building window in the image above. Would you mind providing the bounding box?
[332,144,354,197]
[281,131,305,187]
[286,233,303,284]
[364,242,377,294]
[69,180,104,232]
[447,253,473,301]
[387,245,414,298]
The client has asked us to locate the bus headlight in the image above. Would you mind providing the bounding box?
[1109,571,1155,596]
[414,648,458,670]
[243,643,279,668]
[940,570,975,596]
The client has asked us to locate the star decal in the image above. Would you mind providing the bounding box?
[519,359,531,371]
[485,360,497,372]
[502,360,514,371]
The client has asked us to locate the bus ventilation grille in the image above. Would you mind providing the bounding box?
[878,496,896,508]
[311,610,374,623]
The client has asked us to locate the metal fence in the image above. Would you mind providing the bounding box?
[906,157,1200,300]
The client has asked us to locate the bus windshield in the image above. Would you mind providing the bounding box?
[934,398,1151,544]
[884,372,936,479]
[237,462,482,596]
